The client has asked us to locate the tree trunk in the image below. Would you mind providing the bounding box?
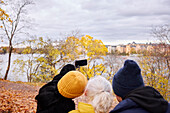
[4,45,13,80]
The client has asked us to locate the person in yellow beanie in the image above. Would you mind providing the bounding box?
[35,64,87,113]
[69,76,113,113]
[57,71,88,99]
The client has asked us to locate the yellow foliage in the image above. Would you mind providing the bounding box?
[0,1,4,3]
[0,1,12,24]
[138,56,170,101]
[13,35,108,82]
[76,35,108,79]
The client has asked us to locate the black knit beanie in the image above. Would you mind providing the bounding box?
[112,59,144,98]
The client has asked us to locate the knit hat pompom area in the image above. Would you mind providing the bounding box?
[57,71,87,99]
[112,59,144,99]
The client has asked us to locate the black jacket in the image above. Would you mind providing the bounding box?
[35,64,76,113]
[110,86,170,113]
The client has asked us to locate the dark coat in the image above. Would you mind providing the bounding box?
[110,86,170,113]
[35,64,76,113]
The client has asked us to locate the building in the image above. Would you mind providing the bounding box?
[116,45,126,53]
[136,44,147,53]
[107,45,116,53]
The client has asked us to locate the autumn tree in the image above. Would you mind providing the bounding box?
[152,25,170,77]
[61,35,108,80]
[130,47,136,54]
[104,54,124,82]
[13,35,109,82]
[152,25,170,44]
[13,36,80,82]
[13,37,60,82]
[33,37,61,82]
[0,0,33,80]
[78,35,108,79]
[0,0,12,27]
[13,37,40,82]
[60,36,81,64]
[138,25,170,101]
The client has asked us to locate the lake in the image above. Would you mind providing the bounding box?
[0,53,138,82]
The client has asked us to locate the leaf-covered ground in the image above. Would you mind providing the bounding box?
[0,79,118,113]
[0,79,41,113]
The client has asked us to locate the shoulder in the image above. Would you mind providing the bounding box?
[69,102,95,113]
[110,99,149,113]
[53,74,63,81]
[78,102,95,113]
[39,81,56,91]
[35,81,56,99]
[165,103,170,113]
[69,110,80,113]
[50,98,75,113]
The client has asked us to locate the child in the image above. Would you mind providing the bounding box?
[36,70,87,113]
[69,76,113,113]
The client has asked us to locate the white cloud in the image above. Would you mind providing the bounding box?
[26,0,170,44]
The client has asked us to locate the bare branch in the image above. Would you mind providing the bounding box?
[2,19,10,40]
[152,25,170,44]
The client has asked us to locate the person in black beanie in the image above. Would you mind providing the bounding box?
[35,64,76,113]
[110,59,170,113]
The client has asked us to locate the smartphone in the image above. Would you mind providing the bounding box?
[75,59,87,68]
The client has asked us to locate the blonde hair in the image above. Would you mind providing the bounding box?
[85,76,113,113]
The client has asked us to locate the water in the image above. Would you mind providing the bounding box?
[0,53,138,82]
[0,53,28,82]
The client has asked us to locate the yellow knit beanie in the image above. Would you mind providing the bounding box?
[57,71,87,98]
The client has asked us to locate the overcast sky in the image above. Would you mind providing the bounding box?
[28,0,170,45]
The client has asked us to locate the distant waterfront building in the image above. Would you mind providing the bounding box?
[147,43,170,54]
[107,45,117,53]
[126,42,137,54]
[116,45,126,53]
[136,44,147,53]
[105,42,156,54]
